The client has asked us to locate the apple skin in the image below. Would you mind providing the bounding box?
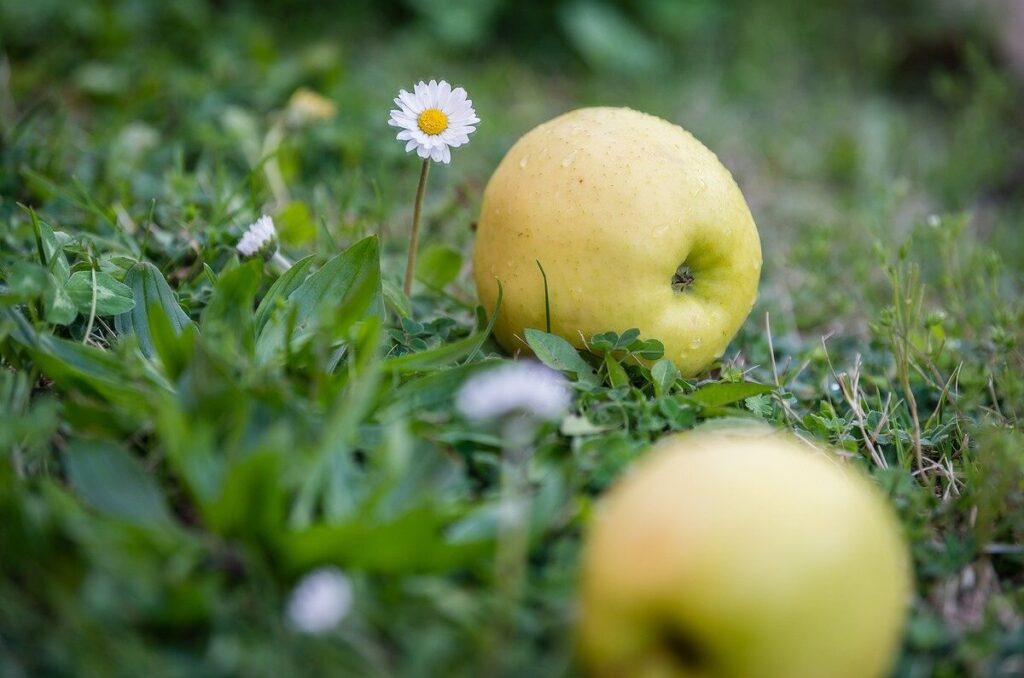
[473,107,761,376]
[578,426,912,678]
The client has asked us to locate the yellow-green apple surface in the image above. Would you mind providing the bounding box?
[473,107,761,375]
[578,426,912,678]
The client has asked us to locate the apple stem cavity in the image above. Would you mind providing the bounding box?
[662,624,709,671]
[403,158,431,297]
[672,263,695,292]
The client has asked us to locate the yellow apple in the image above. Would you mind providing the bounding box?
[473,107,761,375]
[578,426,912,678]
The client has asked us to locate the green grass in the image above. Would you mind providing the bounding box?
[1,2,1023,676]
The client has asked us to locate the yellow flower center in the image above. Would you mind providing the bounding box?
[417,108,449,136]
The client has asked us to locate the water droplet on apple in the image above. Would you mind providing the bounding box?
[519,155,529,169]
[654,224,669,237]
[688,338,703,350]
[561,150,579,167]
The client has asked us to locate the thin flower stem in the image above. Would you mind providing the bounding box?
[262,120,291,208]
[271,251,293,274]
[486,417,537,671]
[403,158,431,296]
[82,263,97,346]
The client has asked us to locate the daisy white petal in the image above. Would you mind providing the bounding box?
[402,92,424,114]
[442,82,456,108]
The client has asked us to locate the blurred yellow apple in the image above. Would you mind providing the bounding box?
[473,107,761,375]
[578,426,912,678]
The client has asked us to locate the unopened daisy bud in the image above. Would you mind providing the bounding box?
[237,215,293,273]
[236,215,278,260]
[456,361,571,423]
[285,567,353,635]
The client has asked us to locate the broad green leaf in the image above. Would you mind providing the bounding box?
[589,331,617,352]
[44,271,78,325]
[38,220,71,283]
[28,331,143,387]
[615,328,640,349]
[384,329,488,374]
[281,505,488,575]
[382,278,412,319]
[205,450,284,538]
[256,236,381,363]
[686,381,774,408]
[651,358,680,397]
[524,328,600,386]
[253,254,315,333]
[379,361,495,421]
[65,270,135,315]
[115,262,192,358]
[14,322,172,414]
[147,302,196,382]
[415,243,462,289]
[604,353,629,388]
[63,440,172,527]
[293,357,383,526]
[631,338,665,361]
[4,261,48,301]
[200,260,261,358]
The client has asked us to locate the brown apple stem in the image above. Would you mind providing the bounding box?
[403,158,431,297]
[672,263,695,292]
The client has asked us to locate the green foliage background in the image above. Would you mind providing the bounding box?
[1,0,1022,675]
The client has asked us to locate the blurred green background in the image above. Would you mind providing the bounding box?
[1,0,1022,676]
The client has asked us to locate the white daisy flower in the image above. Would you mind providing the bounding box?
[456,361,572,422]
[285,567,354,635]
[388,79,479,164]
[236,215,277,259]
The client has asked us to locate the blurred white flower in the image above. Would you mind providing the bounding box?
[456,361,571,422]
[388,79,479,164]
[285,567,353,634]
[236,215,277,259]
